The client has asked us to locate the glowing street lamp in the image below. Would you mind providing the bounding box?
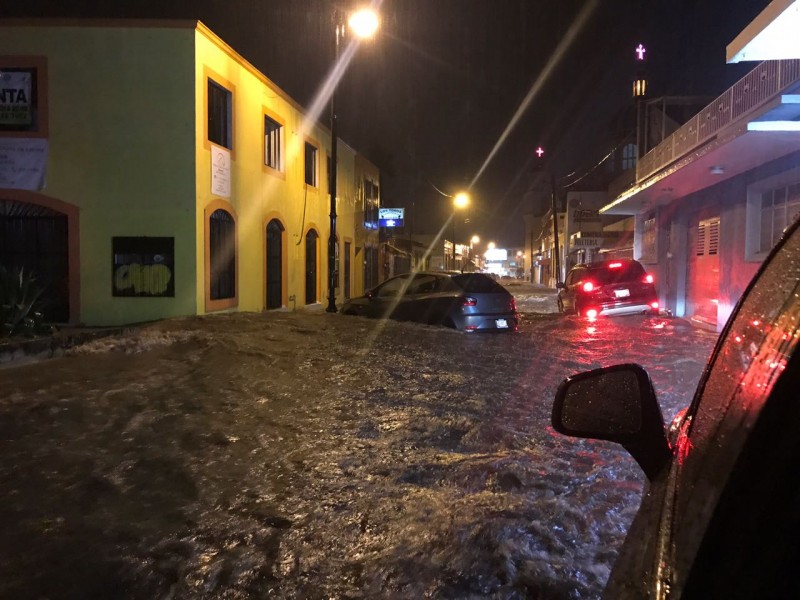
[453,192,470,209]
[349,8,380,38]
[327,7,380,313]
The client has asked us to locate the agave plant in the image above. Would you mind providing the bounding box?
[0,265,54,338]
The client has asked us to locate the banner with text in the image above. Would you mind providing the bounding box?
[0,137,48,190]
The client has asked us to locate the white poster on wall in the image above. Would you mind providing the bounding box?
[0,137,48,190]
[211,144,231,198]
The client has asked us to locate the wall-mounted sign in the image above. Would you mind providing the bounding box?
[572,208,601,223]
[572,237,602,248]
[211,144,230,198]
[112,237,175,297]
[0,70,32,126]
[378,207,404,228]
[485,248,508,261]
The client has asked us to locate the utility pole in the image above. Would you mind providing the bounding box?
[551,171,561,287]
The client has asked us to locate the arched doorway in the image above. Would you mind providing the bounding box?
[0,199,69,322]
[266,219,284,309]
[305,229,318,305]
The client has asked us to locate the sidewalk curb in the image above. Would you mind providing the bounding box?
[0,328,130,367]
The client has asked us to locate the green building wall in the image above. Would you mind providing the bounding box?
[0,19,380,326]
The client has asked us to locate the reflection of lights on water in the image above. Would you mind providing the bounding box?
[651,321,666,329]
[735,335,742,343]
[585,309,598,320]
[586,326,597,335]
[752,320,761,327]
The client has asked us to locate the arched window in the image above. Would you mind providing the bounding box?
[209,208,236,300]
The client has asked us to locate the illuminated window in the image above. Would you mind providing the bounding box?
[304,141,318,187]
[363,179,379,227]
[208,79,232,149]
[264,115,282,170]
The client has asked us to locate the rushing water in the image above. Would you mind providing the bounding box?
[0,290,717,599]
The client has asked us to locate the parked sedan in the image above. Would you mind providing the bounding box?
[557,258,659,318]
[550,215,800,598]
[341,271,518,332]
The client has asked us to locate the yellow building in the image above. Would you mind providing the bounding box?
[0,19,380,326]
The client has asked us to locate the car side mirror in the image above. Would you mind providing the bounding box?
[552,363,671,480]
[556,282,565,290]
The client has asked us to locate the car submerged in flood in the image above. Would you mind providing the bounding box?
[550,216,800,598]
[340,271,518,332]
[557,258,659,318]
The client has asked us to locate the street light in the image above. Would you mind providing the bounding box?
[327,7,380,313]
[451,192,470,270]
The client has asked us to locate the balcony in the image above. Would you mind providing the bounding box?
[604,59,800,214]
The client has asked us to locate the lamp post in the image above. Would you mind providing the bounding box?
[470,234,480,270]
[452,192,470,270]
[327,7,379,313]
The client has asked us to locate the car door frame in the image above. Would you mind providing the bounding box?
[606,216,800,599]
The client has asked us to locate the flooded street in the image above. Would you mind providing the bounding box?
[0,287,718,599]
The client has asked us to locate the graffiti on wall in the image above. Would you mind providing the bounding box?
[112,237,175,297]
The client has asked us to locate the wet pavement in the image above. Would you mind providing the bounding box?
[0,294,718,599]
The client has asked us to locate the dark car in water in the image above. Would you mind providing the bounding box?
[550,216,800,599]
[557,258,659,318]
[341,271,518,332]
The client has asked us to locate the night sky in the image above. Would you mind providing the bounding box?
[1,0,772,246]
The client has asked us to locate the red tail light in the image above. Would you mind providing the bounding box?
[462,296,477,307]
[510,297,517,311]
[585,308,599,319]
[644,274,654,284]
[582,281,595,292]
[608,262,623,269]
[651,301,659,309]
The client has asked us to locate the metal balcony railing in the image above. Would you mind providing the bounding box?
[636,60,800,182]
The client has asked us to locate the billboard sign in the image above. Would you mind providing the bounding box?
[485,248,508,261]
[378,207,404,228]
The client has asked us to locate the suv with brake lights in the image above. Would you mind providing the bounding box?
[557,258,659,318]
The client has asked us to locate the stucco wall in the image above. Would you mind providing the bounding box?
[193,26,358,312]
[0,22,198,326]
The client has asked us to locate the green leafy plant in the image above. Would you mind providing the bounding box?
[0,265,55,338]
